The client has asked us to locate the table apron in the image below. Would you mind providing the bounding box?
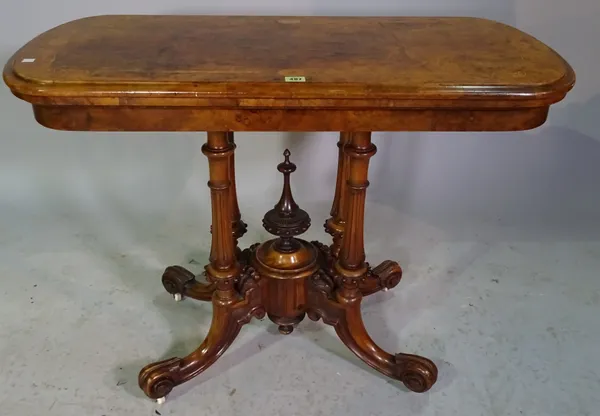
[32,105,549,132]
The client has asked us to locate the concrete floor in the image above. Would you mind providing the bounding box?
[1,201,599,416]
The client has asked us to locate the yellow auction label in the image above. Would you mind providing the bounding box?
[284,76,306,82]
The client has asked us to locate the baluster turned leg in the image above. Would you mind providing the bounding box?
[320,132,403,296]
[335,131,374,280]
[309,132,437,393]
[161,133,248,302]
[139,132,264,401]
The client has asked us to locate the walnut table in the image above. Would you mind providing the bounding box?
[3,15,575,401]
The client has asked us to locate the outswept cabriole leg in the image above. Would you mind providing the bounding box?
[321,131,437,392]
[140,131,254,400]
[324,132,352,257]
[139,288,265,399]
[307,288,437,392]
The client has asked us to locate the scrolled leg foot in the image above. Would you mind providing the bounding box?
[307,282,437,393]
[360,260,403,297]
[161,265,215,302]
[311,242,402,298]
[139,357,180,400]
[139,269,265,400]
[395,353,438,393]
[162,266,194,296]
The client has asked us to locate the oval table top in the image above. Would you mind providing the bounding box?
[3,15,575,110]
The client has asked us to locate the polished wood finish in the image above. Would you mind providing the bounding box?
[262,150,312,252]
[203,132,240,282]
[227,133,247,249]
[4,16,574,108]
[315,134,436,390]
[254,151,318,334]
[325,132,352,256]
[139,133,265,400]
[30,105,552,132]
[336,132,375,277]
[4,16,574,133]
[161,265,215,302]
[307,277,437,392]
[139,277,265,399]
[3,15,575,402]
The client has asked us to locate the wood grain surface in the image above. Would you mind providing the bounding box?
[4,15,575,109]
[2,15,576,400]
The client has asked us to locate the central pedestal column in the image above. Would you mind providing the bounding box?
[251,150,319,334]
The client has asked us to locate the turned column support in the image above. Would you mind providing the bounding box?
[139,132,264,401]
[334,132,376,294]
[203,132,241,298]
[325,132,352,257]
[142,132,435,402]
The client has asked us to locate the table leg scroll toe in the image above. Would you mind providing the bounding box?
[161,265,215,302]
[360,260,403,297]
[315,131,438,392]
[139,294,264,400]
[138,357,180,400]
[394,353,438,393]
[307,286,437,393]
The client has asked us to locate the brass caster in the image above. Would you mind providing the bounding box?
[278,325,294,335]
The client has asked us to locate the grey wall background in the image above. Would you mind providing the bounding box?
[1,0,599,247]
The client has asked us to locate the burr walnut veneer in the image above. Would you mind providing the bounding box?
[4,15,575,401]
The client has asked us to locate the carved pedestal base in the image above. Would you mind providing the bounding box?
[139,144,437,401]
[139,242,437,400]
[139,252,264,400]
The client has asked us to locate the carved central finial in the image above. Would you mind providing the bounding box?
[275,149,299,217]
[262,149,311,252]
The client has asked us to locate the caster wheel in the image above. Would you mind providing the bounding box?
[278,324,294,335]
[156,396,166,405]
[173,293,183,302]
